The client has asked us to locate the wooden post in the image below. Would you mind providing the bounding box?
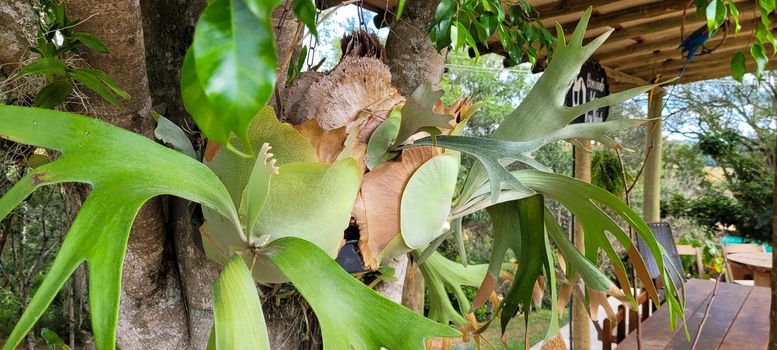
[573,140,592,350]
[642,87,666,222]
[769,133,777,349]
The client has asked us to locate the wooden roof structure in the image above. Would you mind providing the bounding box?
[322,0,777,92]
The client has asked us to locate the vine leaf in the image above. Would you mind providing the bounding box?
[392,83,453,147]
[211,254,270,350]
[0,105,239,350]
[187,0,281,152]
[264,237,461,349]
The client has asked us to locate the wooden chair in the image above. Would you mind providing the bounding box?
[676,244,705,278]
[599,290,656,350]
[723,243,764,285]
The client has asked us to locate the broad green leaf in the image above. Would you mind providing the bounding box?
[264,237,461,348]
[202,108,358,282]
[212,254,270,350]
[190,0,281,152]
[479,12,498,38]
[543,118,649,149]
[72,32,110,53]
[543,208,614,293]
[419,251,488,326]
[366,106,401,170]
[730,51,746,83]
[706,0,726,32]
[239,143,277,241]
[400,153,459,248]
[181,49,231,147]
[392,83,453,147]
[514,170,684,330]
[750,43,768,80]
[0,105,238,350]
[152,112,197,159]
[18,58,67,77]
[409,135,547,203]
[35,80,72,109]
[292,0,318,39]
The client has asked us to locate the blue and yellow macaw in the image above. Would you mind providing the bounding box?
[678,24,713,77]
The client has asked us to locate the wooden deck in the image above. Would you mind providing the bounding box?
[617,279,770,349]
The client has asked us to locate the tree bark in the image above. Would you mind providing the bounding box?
[66,1,189,348]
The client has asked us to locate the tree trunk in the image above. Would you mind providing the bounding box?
[385,0,446,96]
[769,113,777,350]
[384,0,446,313]
[65,1,191,349]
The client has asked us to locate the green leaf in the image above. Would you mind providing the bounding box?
[239,143,277,241]
[202,107,359,282]
[543,118,649,149]
[514,170,685,330]
[479,12,498,38]
[366,106,401,170]
[396,0,406,19]
[408,135,547,204]
[292,0,318,39]
[181,49,230,147]
[400,153,459,248]
[41,328,71,350]
[705,0,726,32]
[286,45,307,85]
[458,8,661,205]
[750,43,768,80]
[760,0,776,13]
[730,51,746,83]
[71,32,110,53]
[18,58,67,77]
[152,111,197,159]
[212,254,270,350]
[392,83,453,147]
[190,0,282,152]
[34,80,72,109]
[264,237,460,348]
[70,68,130,107]
[419,251,488,326]
[435,0,457,21]
[0,105,239,350]
[728,0,741,33]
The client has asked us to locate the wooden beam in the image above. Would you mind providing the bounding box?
[642,87,666,223]
[534,0,613,20]
[671,60,777,84]
[559,0,689,33]
[600,0,757,45]
[603,65,650,92]
[615,36,753,72]
[600,29,757,70]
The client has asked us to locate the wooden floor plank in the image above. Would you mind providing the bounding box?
[718,286,771,350]
[617,279,715,349]
[672,283,751,349]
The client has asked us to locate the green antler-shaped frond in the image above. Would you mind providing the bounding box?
[0,105,239,350]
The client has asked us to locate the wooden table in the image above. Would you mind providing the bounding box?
[727,252,772,287]
[617,279,770,349]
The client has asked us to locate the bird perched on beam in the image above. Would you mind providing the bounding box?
[678,24,713,78]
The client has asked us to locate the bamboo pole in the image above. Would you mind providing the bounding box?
[642,87,666,223]
[572,139,592,350]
